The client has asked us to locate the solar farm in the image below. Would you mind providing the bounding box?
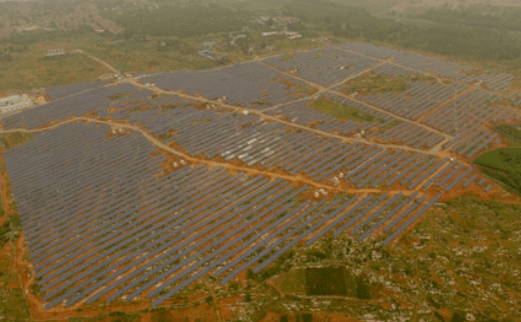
[2,42,520,311]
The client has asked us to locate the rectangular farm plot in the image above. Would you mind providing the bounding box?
[306,267,353,296]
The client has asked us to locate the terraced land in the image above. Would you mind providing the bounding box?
[1,41,520,313]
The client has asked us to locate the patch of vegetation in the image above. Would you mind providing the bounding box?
[106,311,140,322]
[31,283,41,296]
[158,131,177,140]
[275,77,317,96]
[309,96,383,123]
[302,313,313,322]
[280,53,295,62]
[0,133,33,150]
[355,276,371,300]
[0,28,113,91]
[0,219,30,321]
[156,39,195,55]
[68,317,87,322]
[108,4,248,39]
[0,26,219,90]
[273,267,307,294]
[0,221,11,250]
[0,288,29,322]
[474,148,521,195]
[342,72,432,95]
[109,93,133,100]
[273,266,371,299]
[254,99,270,106]
[151,307,171,322]
[417,5,521,33]
[450,311,466,322]
[191,118,212,124]
[160,103,179,111]
[282,0,521,63]
[306,266,349,296]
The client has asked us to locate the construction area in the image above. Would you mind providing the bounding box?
[0,41,520,315]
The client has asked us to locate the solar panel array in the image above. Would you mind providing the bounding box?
[128,104,475,190]
[263,94,388,136]
[263,47,380,87]
[2,84,149,129]
[338,42,515,91]
[431,88,520,158]
[46,80,109,101]
[141,62,312,109]
[342,80,468,121]
[4,121,447,308]
[2,41,514,310]
[366,122,445,149]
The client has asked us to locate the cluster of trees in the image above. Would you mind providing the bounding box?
[2,0,521,67]
[418,4,521,32]
[0,44,27,62]
[113,4,248,39]
[156,39,194,54]
[281,0,521,62]
[475,148,521,196]
[1,26,91,47]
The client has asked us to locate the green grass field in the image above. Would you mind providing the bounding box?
[275,268,307,294]
[309,96,383,123]
[306,266,349,296]
[474,148,521,195]
[341,72,434,96]
[0,133,33,150]
[273,266,370,299]
[495,124,521,144]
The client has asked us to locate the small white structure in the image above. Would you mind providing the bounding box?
[46,48,66,57]
[262,31,279,37]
